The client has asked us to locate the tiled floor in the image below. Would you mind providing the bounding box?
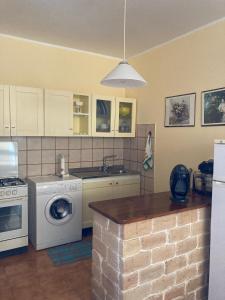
[0,245,92,300]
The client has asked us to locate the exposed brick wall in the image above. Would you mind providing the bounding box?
[92,207,210,300]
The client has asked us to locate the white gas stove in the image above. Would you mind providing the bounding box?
[0,143,28,253]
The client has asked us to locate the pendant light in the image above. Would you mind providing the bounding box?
[101,0,147,88]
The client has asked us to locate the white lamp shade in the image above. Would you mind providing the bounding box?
[101,61,147,88]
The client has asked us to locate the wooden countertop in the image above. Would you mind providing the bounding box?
[89,192,211,224]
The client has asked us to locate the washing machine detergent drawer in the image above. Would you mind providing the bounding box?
[37,182,82,195]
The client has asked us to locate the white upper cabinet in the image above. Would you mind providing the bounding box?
[44,89,73,136]
[92,95,116,137]
[0,84,137,138]
[0,85,10,136]
[10,86,44,136]
[114,97,136,137]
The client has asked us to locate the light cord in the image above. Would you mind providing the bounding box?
[123,0,126,61]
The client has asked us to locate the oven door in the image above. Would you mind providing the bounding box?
[0,197,28,242]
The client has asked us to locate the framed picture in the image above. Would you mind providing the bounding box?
[164,93,196,127]
[202,87,225,126]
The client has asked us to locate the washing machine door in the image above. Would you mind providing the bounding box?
[45,195,73,225]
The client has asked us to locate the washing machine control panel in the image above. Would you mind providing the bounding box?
[68,183,78,191]
[37,180,82,195]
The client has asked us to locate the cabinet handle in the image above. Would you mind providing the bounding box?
[109,182,113,185]
[11,126,15,128]
[4,125,9,128]
[69,128,73,130]
[116,182,118,185]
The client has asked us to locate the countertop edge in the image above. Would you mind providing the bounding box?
[89,192,211,225]
[89,202,211,224]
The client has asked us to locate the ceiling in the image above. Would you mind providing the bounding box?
[0,0,224,58]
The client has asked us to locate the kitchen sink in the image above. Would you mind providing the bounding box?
[108,169,128,175]
[81,171,110,179]
[69,166,137,179]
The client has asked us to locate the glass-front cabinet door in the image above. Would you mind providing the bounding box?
[73,93,91,136]
[92,95,115,137]
[115,97,136,137]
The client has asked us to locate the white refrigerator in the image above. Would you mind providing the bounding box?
[209,140,225,300]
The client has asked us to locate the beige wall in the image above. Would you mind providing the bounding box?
[0,35,125,97]
[126,20,225,192]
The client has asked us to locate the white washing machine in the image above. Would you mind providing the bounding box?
[27,175,82,250]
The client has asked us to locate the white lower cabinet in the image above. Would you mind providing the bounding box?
[82,175,140,228]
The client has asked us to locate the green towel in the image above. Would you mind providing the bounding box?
[143,134,153,170]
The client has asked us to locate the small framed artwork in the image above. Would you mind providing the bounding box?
[202,87,225,126]
[164,93,196,127]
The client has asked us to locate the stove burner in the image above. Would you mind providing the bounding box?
[0,178,26,187]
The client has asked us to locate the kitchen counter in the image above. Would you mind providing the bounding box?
[90,192,211,300]
[89,191,211,224]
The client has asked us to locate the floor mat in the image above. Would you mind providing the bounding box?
[47,239,92,266]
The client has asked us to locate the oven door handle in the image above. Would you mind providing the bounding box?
[0,197,27,205]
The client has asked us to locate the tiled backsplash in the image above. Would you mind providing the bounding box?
[0,137,124,178]
[123,124,155,195]
[0,125,155,194]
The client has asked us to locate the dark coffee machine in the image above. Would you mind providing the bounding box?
[170,164,190,203]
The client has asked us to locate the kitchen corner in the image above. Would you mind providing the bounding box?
[0,2,224,299]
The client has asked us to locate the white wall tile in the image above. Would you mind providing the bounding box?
[69,137,81,149]
[103,138,114,148]
[27,137,41,150]
[27,150,41,164]
[93,138,103,149]
[103,148,114,157]
[81,137,92,149]
[93,149,103,162]
[113,148,124,160]
[56,137,68,149]
[27,164,41,177]
[81,149,93,162]
[42,137,55,150]
[42,164,56,176]
[69,162,81,168]
[114,138,124,149]
[42,150,55,164]
[81,161,93,167]
[69,150,81,162]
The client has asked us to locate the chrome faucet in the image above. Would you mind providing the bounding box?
[101,155,117,173]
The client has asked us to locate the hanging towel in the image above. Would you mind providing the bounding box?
[143,132,153,170]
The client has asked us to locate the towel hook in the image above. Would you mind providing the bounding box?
[148,131,152,137]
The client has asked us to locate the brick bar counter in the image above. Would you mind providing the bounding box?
[89,192,211,300]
